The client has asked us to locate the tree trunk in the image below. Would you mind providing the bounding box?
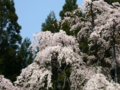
[113,39,118,83]
[90,1,94,32]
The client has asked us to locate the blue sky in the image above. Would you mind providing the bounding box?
[14,0,84,41]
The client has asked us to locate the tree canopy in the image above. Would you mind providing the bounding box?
[18,38,33,68]
[41,11,59,33]
[59,0,78,19]
[104,0,120,4]
[0,0,22,82]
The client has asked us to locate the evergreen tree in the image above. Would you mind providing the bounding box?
[58,0,79,36]
[0,0,22,82]
[59,0,78,19]
[104,0,120,4]
[18,38,33,68]
[41,11,59,33]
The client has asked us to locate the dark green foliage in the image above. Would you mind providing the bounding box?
[59,0,79,36]
[18,38,33,68]
[0,0,22,82]
[41,11,59,33]
[104,0,120,4]
[79,38,89,54]
[61,21,71,35]
[51,60,71,90]
[59,0,78,19]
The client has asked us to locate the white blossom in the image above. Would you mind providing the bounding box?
[0,75,17,90]
[84,73,120,90]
